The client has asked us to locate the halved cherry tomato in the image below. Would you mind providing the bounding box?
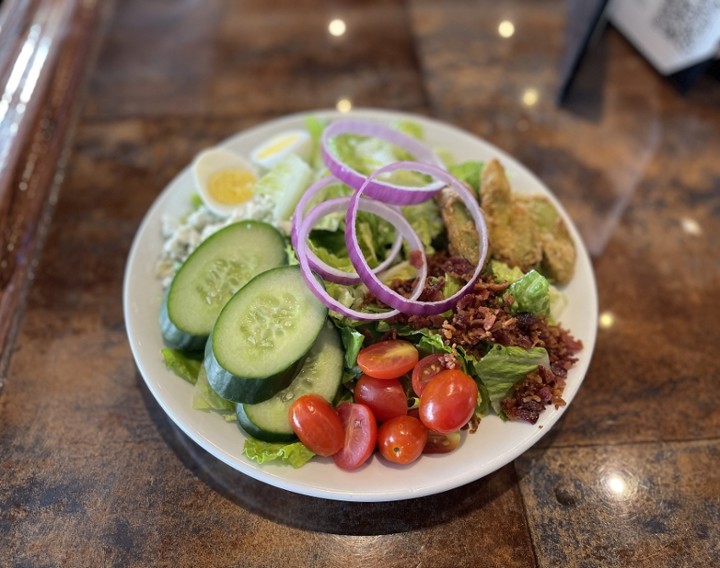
[333,403,377,471]
[423,430,462,454]
[411,353,452,396]
[354,374,407,423]
[407,408,462,454]
[377,415,428,465]
[419,369,478,434]
[356,339,419,380]
[288,394,344,457]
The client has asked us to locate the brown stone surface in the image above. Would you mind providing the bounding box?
[1,0,719,566]
[516,442,720,567]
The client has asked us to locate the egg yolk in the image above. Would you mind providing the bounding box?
[208,168,256,205]
[256,134,299,160]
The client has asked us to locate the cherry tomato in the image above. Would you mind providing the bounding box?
[419,369,478,434]
[377,415,428,465]
[407,408,462,454]
[333,403,378,471]
[288,394,344,457]
[411,353,451,396]
[423,431,462,454]
[354,374,407,423]
[356,339,419,380]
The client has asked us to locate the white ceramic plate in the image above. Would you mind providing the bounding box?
[123,108,598,502]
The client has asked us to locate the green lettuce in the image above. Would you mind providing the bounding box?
[254,153,313,221]
[326,128,431,188]
[473,344,550,413]
[448,161,484,193]
[304,115,327,169]
[243,439,315,468]
[490,260,524,284]
[505,269,550,318]
[491,260,566,323]
[338,326,365,369]
[328,134,394,173]
[402,200,444,253]
[161,348,203,385]
[390,119,424,140]
[192,368,236,421]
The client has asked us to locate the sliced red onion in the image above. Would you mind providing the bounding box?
[290,175,338,251]
[294,197,428,321]
[291,176,403,285]
[321,119,446,206]
[298,197,404,285]
[346,160,489,316]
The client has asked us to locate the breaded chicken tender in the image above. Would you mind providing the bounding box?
[479,159,576,284]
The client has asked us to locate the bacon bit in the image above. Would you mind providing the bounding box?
[438,352,459,370]
[482,310,497,331]
[409,249,424,269]
[364,252,583,425]
[501,366,567,424]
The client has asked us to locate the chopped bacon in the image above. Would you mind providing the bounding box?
[367,253,583,424]
[501,366,567,424]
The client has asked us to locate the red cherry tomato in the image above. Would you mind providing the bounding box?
[288,394,344,457]
[377,415,428,465]
[419,369,478,434]
[423,430,462,454]
[354,374,407,423]
[333,403,378,471]
[356,339,419,380]
[411,353,451,396]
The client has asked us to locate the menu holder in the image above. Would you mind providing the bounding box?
[556,0,610,105]
[558,0,720,101]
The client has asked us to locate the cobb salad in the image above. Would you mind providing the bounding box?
[155,113,584,471]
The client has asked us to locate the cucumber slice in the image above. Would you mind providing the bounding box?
[160,221,287,351]
[205,265,328,403]
[236,320,344,442]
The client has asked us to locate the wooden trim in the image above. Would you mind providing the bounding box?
[0,0,113,387]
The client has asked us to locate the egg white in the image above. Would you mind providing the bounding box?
[250,129,312,170]
[192,147,258,217]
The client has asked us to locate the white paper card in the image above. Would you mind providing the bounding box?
[607,0,720,75]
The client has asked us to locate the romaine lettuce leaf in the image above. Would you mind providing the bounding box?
[304,115,327,169]
[491,260,566,322]
[448,161,483,193]
[161,348,203,385]
[327,130,431,187]
[402,200,444,253]
[473,344,550,413]
[490,259,525,284]
[243,439,315,468]
[338,326,365,369]
[505,269,550,317]
[254,153,312,221]
[390,119,424,140]
[192,367,236,421]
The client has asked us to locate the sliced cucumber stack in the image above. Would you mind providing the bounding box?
[205,265,328,403]
[160,221,287,351]
[236,320,344,442]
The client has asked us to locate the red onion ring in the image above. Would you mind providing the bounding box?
[321,119,446,206]
[291,176,338,251]
[291,176,403,285]
[345,160,489,316]
[297,197,404,285]
[294,197,428,321]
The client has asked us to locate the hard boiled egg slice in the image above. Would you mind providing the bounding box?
[250,129,312,171]
[192,147,258,217]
